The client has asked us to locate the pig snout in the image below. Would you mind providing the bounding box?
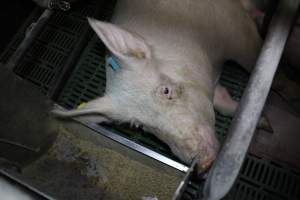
[171,125,220,172]
[195,125,220,172]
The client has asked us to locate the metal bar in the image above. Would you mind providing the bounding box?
[0,170,55,200]
[202,1,300,200]
[0,138,40,153]
[172,156,199,200]
[5,9,53,71]
[80,121,189,172]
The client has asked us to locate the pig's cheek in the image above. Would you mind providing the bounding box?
[195,124,220,153]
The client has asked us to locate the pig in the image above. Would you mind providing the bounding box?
[284,17,300,73]
[243,0,300,116]
[52,0,262,171]
[274,16,300,116]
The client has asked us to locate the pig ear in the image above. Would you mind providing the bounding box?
[87,17,151,60]
[51,96,114,119]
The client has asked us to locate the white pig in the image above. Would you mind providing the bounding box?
[52,0,262,171]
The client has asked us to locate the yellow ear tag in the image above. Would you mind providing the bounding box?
[131,49,146,59]
[77,102,87,109]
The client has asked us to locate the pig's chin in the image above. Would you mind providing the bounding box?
[196,141,220,172]
[163,124,220,172]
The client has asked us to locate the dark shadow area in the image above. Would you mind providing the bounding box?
[0,0,35,54]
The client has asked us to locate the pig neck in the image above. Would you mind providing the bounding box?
[112,0,229,88]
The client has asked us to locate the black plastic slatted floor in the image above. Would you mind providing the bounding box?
[0,0,115,93]
[1,2,300,200]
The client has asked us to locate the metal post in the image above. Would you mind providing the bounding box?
[202,0,300,200]
[5,9,53,71]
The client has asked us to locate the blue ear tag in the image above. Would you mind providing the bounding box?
[107,56,121,71]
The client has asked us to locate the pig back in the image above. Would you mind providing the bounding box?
[111,0,260,77]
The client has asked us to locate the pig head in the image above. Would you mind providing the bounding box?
[53,0,261,171]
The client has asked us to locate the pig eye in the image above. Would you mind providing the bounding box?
[162,86,172,99]
[157,85,173,100]
[155,84,182,102]
[163,87,169,95]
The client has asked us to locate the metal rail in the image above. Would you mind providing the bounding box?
[202,0,300,200]
[172,156,200,200]
[52,103,189,172]
[79,120,190,172]
[5,9,54,71]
